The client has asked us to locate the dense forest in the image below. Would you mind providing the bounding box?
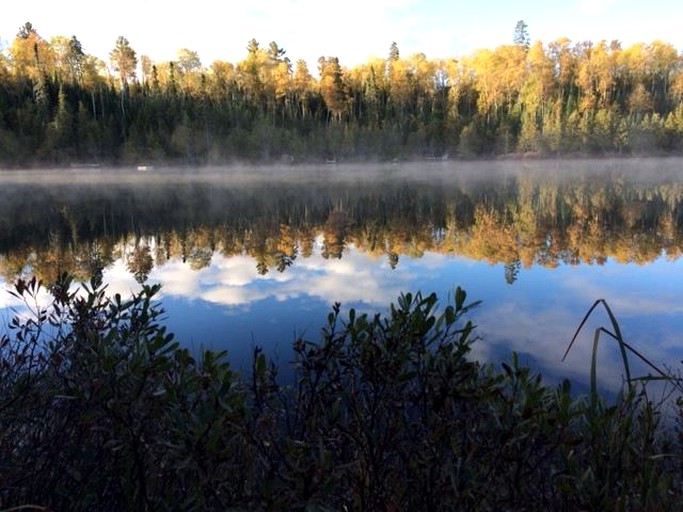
[2,22,683,166]
[2,164,682,283]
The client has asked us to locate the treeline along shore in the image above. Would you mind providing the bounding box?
[2,22,683,166]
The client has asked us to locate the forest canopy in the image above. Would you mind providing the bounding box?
[1,22,683,166]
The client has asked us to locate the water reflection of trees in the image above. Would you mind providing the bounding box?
[2,169,683,283]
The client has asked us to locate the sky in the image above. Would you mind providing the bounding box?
[1,0,682,70]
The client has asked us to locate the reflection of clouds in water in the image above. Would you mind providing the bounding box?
[104,246,415,311]
[201,286,267,307]
[477,300,629,390]
[0,279,56,327]
[159,257,264,302]
[475,259,683,392]
[557,261,683,375]
[0,285,25,310]
[289,252,406,305]
[102,260,149,296]
[561,271,683,317]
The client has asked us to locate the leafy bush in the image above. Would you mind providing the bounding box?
[0,275,681,510]
[1,274,248,510]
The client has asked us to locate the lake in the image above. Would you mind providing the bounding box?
[2,158,683,394]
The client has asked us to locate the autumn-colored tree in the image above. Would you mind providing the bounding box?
[9,22,53,80]
[176,48,202,73]
[518,41,556,151]
[50,35,86,84]
[318,56,348,122]
[109,36,137,86]
[292,59,314,119]
[127,243,154,283]
[237,38,267,107]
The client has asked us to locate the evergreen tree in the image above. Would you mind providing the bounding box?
[514,20,530,51]
[267,41,286,63]
[46,85,74,158]
[388,41,400,62]
[66,36,85,83]
[319,57,347,123]
[17,22,37,39]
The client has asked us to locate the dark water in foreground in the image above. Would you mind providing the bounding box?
[2,158,683,393]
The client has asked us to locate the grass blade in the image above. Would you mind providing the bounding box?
[565,299,633,395]
[599,299,631,386]
[590,327,600,405]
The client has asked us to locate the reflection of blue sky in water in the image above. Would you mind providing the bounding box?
[100,242,416,372]
[2,243,683,395]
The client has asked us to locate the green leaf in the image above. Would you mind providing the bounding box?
[455,286,466,311]
[256,352,266,377]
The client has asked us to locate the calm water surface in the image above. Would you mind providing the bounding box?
[2,158,683,393]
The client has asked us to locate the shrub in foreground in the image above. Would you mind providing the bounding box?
[0,274,681,510]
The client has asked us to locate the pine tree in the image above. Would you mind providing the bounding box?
[513,20,530,51]
[388,41,400,62]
